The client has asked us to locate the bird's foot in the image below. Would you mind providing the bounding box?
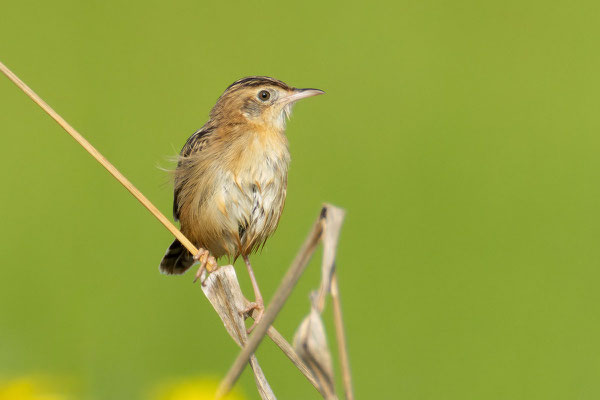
[192,248,217,286]
[241,300,264,334]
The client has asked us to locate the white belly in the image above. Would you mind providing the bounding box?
[206,150,289,258]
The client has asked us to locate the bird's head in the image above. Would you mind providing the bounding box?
[210,76,324,130]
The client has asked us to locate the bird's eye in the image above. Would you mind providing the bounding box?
[258,90,270,101]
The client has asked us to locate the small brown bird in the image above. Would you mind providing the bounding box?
[159,76,323,326]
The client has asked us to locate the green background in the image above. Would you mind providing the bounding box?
[2,0,600,399]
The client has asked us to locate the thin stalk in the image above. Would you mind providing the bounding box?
[265,326,324,396]
[0,60,198,256]
[331,273,353,400]
[247,306,322,393]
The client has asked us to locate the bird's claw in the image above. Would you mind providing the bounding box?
[240,301,264,334]
[192,248,217,286]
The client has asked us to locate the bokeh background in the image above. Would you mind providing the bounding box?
[1,0,600,399]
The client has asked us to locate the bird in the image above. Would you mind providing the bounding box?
[159,76,324,328]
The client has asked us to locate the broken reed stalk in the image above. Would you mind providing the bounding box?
[331,273,354,400]
[203,265,323,398]
[246,308,322,394]
[0,61,320,398]
[201,266,276,400]
[0,61,199,257]
[290,205,349,400]
[293,307,338,400]
[216,213,325,398]
[264,324,323,394]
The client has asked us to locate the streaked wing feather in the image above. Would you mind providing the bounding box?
[173,125,214,220]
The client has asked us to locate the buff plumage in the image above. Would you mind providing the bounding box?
[159,76,323,328]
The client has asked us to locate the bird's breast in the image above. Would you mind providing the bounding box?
[212,130,290,256]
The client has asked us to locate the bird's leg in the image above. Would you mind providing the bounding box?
[241,255,264,333]
[192,248,216,286]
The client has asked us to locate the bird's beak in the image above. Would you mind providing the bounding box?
[278,88,325,106]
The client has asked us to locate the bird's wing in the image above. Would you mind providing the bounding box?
[173,125,214,220]
[180,125,214,158]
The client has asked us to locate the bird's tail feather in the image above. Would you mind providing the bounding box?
[159,239,195,275]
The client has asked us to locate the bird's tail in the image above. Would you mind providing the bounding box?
[159,239,195,275]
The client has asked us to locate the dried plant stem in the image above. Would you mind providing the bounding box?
[331,273,353,400]
[253,309,322,396]
[216,212,325,398]
[248,355,275,400]
[292,205,347,399]
[201,266,275,399]
[0,60,198,256]
[249,305,329,397]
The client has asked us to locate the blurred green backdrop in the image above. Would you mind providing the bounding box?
[2,0,600,399]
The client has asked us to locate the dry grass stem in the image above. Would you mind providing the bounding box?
[202,264,322,397]
[202,266,275,400]
[216,209,326,398]
[0,61,198,257]
[316,206,345,312]
[246,308,324,396]
[319,206,354,399]
[331,273,353,400]
[265,326,321,393]
[292,204,354,400]
[202,264,325,398]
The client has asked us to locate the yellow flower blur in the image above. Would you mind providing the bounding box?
[0,377,67,400]
[151,377,245,400]
[0,375,246,400]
